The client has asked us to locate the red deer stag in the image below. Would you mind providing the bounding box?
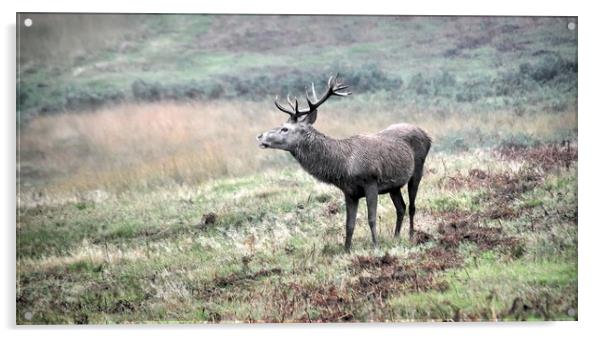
[256,74,431,251]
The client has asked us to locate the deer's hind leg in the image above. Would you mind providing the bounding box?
[408,174,423,240]
[389,188,406,238]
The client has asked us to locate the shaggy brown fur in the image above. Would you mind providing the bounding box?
[257,75,431,250]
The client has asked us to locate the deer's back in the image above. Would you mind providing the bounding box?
[340,123,430,194]
[380,123,432,163]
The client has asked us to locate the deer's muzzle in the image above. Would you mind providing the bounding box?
[256,133,269,149]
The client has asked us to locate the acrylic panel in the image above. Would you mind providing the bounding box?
[16,13,578,324]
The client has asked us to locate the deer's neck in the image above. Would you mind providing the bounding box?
[290,128,349,187]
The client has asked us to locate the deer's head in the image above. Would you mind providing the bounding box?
[256,74,351,151]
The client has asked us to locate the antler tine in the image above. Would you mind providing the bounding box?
[327,74,335,88]
[305,73,351,111]
[333,90,352,97]
[333,85,352,96]
[305,86,313,110]
[332,75,351,96]
[294,98,300,114]
[275,74,350,120]
[304,83,317,102]
[274,96,296,119]
[305,82,319,111]
[286,94,296,110]
[331,73,340,87]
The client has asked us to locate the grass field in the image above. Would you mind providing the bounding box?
[16,15,577,323]
[16,139,577,323]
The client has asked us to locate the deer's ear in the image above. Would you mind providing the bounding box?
[301,110,318,124]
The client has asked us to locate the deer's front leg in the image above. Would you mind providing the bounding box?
[365,182,379,248]
[344,194,359,252]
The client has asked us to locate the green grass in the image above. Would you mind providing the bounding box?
[390,253,577,321]
[17,149,577,323]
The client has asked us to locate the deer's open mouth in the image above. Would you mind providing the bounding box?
[259,142,269,149]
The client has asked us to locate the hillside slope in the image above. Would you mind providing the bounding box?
[18,15,577,119]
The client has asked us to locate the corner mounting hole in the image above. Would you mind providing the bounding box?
[24,18,32,27]
[568,22,576,30]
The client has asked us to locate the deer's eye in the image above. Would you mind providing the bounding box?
[281,127,289,133]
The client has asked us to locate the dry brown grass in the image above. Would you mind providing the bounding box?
[18,100,576,194]
[19,101,275,192]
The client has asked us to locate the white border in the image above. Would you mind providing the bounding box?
[1,0,581,15]
[3,1,600,337]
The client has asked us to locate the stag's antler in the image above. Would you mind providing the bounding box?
[274,73,351,122]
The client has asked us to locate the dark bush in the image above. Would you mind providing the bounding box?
[519,55,577,85]
[494,55,577,99]
[435,71,457,88]
[443,48,461,58]
[494,70,537,96]
[205,82,225,99]
[131,79,229,101]
[408,71,457,97]
[455,77,494,102]
[21,56,577,116]
[523,55,577,84]
[132,80,163,101]
[408,73,430,95]
[341,64,402,93]
[65,86,125,111]
[221,64,402,101]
